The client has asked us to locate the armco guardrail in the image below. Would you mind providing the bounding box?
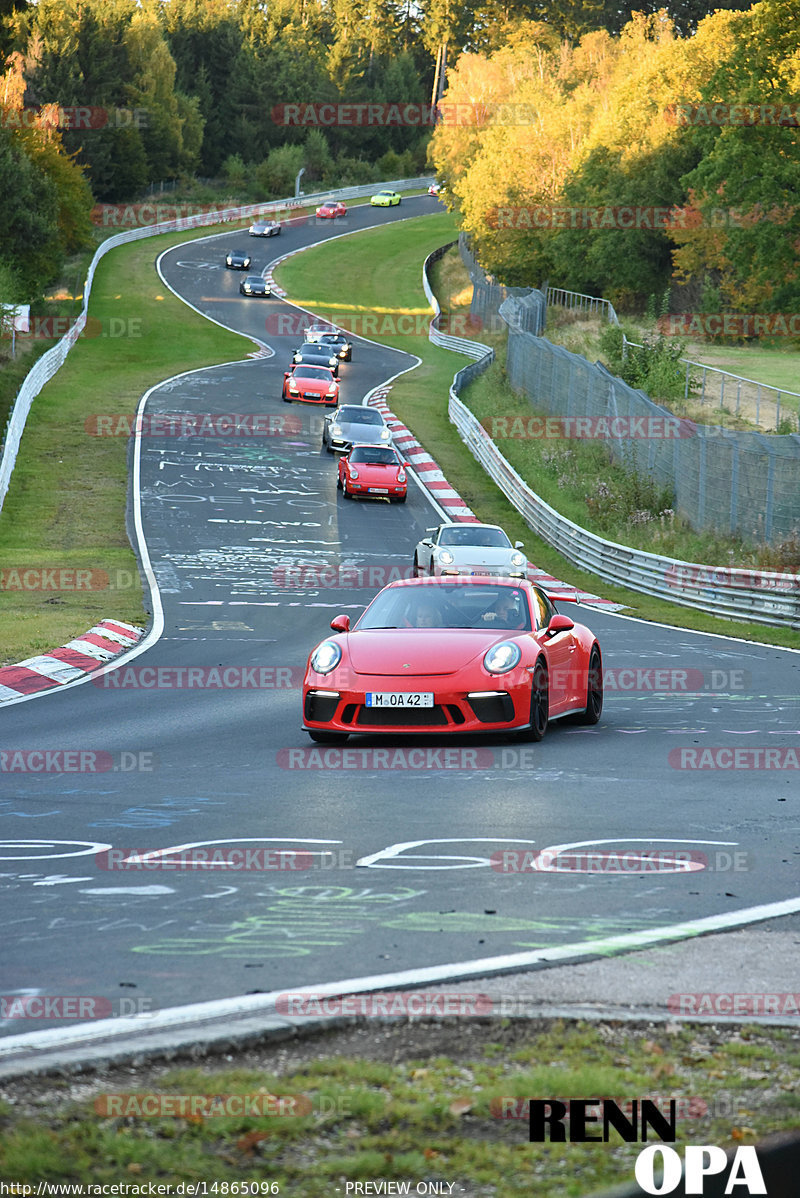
[422,241,800,627]
[448,391,800,627]
[0,176,432,514]
[422,242,493,361]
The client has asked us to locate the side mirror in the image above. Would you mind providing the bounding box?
[514,541,524,549]
[546,613,574,636]
[330,614,350,633]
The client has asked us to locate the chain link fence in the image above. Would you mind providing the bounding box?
[457,239,800,545]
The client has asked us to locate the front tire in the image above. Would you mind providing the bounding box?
[522,660,549,742]
[283,394,291,403]
[576,646,603,724]
[342,479,352,499]
[307,730,349,745]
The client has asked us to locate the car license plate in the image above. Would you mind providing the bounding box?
[369,487,388,494]
[303,392,317,399]
[471,570,491,575]
[366,693,434,708]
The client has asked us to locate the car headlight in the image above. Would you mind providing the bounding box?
[331,424,343,436]
[380,428,391,440]
[310,640,342,675]
[510,552,526,567]
[348,467,359,479]
[326,385,337,396]
[329,357,337,367]
[437,549,455,565]
[484,642,522,674]
[397,469,406,483]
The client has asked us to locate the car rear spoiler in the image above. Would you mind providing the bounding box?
[542,588,581,605]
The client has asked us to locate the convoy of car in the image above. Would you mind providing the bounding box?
[228,192,599,751]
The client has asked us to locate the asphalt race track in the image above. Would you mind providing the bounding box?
[1,195,799,1036]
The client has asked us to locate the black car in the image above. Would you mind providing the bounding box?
[292,342,340,377]
[313,332,352,362]
[225,250,252,270]
[239,275,271,297]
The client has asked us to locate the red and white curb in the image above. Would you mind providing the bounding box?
[0,619,145,703]
[367,386,624,612]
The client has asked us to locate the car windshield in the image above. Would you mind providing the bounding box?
[340,409,382,425]
[438,526,511,548]
[293,366,331,380]
[298,345,330,356]
[244,276,262,284]
[349,447,397,465]
[357,585,533,631]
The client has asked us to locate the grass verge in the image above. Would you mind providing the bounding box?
[0,1019,797,1193]
[0,224,254,665]
[276,226,800,649]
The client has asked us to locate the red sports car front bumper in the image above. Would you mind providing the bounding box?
[303,667,533,735]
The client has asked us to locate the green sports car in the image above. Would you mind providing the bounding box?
[370,190,402,207]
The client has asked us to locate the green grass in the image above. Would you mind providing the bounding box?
[0,224,253,664]
[276,225,800,649]
[1,1021,797,1193]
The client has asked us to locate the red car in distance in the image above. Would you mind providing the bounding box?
[282,364,340,406]
[316,200,347,219]
[301,577,603,744]
[337,444,407,503]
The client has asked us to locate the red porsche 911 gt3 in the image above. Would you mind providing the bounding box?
[282,364,340,405]
[301,577,602,744]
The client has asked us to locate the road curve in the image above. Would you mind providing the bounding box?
[1,196,799,1042]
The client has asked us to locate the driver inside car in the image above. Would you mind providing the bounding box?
[479,590,525,629]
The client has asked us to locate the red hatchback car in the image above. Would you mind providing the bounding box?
[316,200,347,219]
[301,577,603,744]
[282,364,340,406]
[337,444,407,502]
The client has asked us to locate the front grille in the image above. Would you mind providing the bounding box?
[356,705,450,727]
[467,693,515,723]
